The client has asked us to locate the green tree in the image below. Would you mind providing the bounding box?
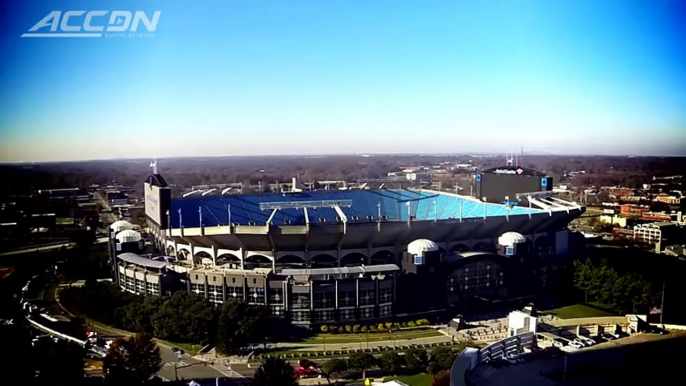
[404,348,428,370]
[104,333,161,385]
[216,301,270,354]
[321,358,348,379]
[151,292,217,343]
[428,347,457,375]
[320,325,328,333]
[253,357,297,386]
[118,296,162,334]
[573,258,595,303]
[380,351,405,374]
[348,352,378,379]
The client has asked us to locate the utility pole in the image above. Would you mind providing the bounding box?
[660,280,666,325]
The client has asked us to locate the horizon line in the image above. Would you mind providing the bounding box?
[2,151,686,165]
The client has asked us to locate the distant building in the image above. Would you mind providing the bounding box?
[620,204,649,216]
[656,195,682,205]
[633,222,683,252]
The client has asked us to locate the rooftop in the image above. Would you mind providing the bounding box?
[171,189,546,228]
[281,264,400,276]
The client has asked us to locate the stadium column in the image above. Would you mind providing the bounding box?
[309,278,315,325]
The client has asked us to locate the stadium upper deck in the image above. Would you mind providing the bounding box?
[170,189,545,228]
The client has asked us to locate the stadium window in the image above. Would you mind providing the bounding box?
[253,278,257,284]
[232,277,236,283]
[213,276,216,282]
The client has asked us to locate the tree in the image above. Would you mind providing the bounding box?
[380,351,405,374]
[432,370,451,386]
[104,333,161,385]
[428,347,457,375]
[404,348,428,370]
[573,259,595,303]
[321,358,348,379]
[253,357,297,386]
[151,292,217,344]
[216,301,270,354]
[348,352,378,379]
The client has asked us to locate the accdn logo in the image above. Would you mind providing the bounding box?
[22,10,161,38]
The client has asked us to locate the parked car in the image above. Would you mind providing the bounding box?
[573,338,587,347]
[578,336,595,346]
[569,340,583,349]
[552,339,566,348]
[592,335,606,344]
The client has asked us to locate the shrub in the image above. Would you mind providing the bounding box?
[329,325,338,334]
[345,325,352,333]
[353,324,361,333]
[361,326,368,332]
[377,323,385,331]
[401,322,408,327]
[385,322,393,330]
[393,323,401,330]
[320,325,328,333]
[417,319,430,326]
[407,321,416,328]
[337,326,345,333]
[370,325,377,332]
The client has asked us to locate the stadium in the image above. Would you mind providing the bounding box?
[109,165,585,327]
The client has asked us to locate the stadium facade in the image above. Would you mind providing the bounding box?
[109,168,585,327]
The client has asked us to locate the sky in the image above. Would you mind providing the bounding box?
[1,0,685,162]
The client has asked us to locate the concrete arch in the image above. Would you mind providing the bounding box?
[244,254,272,269]
[216,254,241,268]
[340,252,367,267]
[194,251,212,265]
[310,254,337,268]
[177,248,191,260]
[216,249,241,260]
[276,251,306,260]
[473,241,496,252]
[449,243,470,253]
[246,251,274,261]
[276,254,307,268]
[177,242,191,253]
[370,250,395,265]
[194,246,215,259]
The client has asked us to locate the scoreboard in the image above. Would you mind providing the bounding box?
[475,167,552,204]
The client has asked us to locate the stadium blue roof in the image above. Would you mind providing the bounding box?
[170,190,544,228]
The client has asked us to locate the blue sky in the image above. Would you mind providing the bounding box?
[1,0,685,162]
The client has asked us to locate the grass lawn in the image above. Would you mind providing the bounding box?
[544,303,617,319]
[383,373,433,386]
[160,341,202,356]
[302,329,442,344]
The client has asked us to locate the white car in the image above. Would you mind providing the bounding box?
[573,338,587,347]
[569,340,583,349]
[578,336,595,346]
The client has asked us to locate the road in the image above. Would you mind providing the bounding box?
[95,192,117,225]
[157,346,238,381]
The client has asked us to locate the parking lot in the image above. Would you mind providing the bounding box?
[470,331,686,386]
